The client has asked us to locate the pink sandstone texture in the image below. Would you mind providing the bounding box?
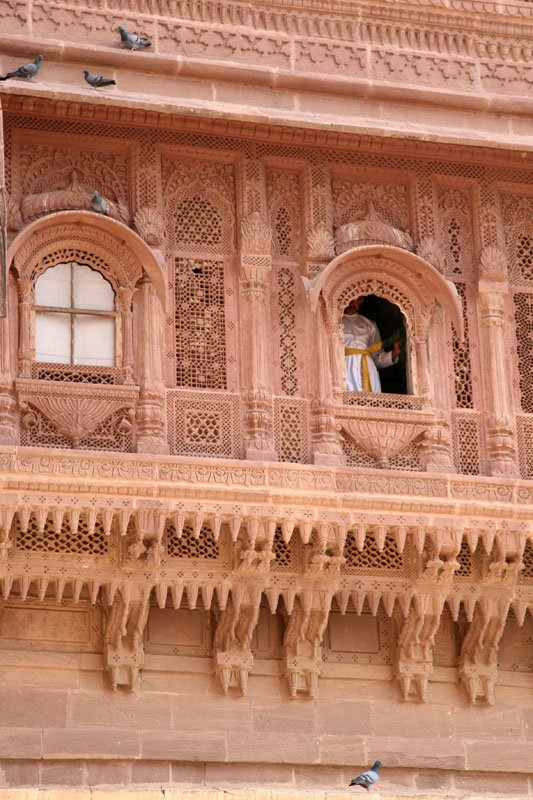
[0,0,532,794]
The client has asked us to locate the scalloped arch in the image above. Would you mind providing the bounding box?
[308,244,463,340]
[7,211,166,307]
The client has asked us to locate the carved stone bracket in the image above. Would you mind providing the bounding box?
[103,583,151,692]
[283,591,332,699]
[213,587,262,695]
[459,595,513,706]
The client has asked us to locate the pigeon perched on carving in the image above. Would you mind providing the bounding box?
[116,26,151,50]
[83,70,116,88]
[91,190,108,216]
[0,55,43,81]
[349,761,382,791]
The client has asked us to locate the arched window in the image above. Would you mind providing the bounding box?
[34,262,116,366]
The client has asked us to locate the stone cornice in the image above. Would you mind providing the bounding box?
[2,447,533,520]
[4,94,533,174]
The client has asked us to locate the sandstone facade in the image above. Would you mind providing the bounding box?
[0,0,533,794]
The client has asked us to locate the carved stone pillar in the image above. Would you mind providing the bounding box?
[304,165,335,276]
[0,273,18,443]
[237,158,276,461]
[116,287,135,385]
[310,298,344,466]
[477,247,517,476]
[17,278,33,378]
[135,275,168,454]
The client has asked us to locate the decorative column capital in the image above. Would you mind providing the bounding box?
[239,213,272,302]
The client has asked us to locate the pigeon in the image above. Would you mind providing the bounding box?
[83,70,116,88]
[116,25,151,50]
[349,761,382,791]
[0,54,43,81]
[91,190,108,216]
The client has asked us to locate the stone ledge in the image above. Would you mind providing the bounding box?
[0,792,531,800]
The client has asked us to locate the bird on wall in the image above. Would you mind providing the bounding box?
[349,761,383,791]
[0,54,43,81]
[116,26,151,50]
[91,190,108,216]
[83,70,116,88]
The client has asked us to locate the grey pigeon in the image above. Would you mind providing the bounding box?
[91,190,108,216]
[0,54,43,81]
[116,25,151,50]
[83,70,116,88]
[349,761,382,791]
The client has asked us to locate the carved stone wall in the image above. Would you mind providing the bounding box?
[2,9,533,788]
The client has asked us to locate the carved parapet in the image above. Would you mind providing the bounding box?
[103,584,151,692]
[16,379,138,450]
[341,417,427,469]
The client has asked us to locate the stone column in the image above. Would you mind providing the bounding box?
[477,246,517,476]
[116,287,135,385]
[304,165,335,277]
[237,158,276,461]
[309,298,344,466]
[0,273,17,444]
[135,274,168,454]
[17,278,33,378]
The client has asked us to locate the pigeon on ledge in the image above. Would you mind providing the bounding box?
[116,26,151,50]
[83,70,116,88]
[0,55,43,81]
[349,761,383,791]
[91,190,108,216]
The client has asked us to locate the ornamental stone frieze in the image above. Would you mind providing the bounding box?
[0,458,532,695]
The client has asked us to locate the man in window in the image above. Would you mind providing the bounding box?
[343,296,401,392]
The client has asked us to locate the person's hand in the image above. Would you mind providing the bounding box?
[392,341,401,358]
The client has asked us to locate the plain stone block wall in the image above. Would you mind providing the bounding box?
[0,647,532,793]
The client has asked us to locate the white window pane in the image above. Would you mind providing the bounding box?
[34,262,72,308]
[72,264,115,311]
[73,315,115,366]
[35,312,71,363]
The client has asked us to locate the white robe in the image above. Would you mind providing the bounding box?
[343,313,396,393]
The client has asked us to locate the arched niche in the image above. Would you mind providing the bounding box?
[305,244,463,401]
[7,210,166,307]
